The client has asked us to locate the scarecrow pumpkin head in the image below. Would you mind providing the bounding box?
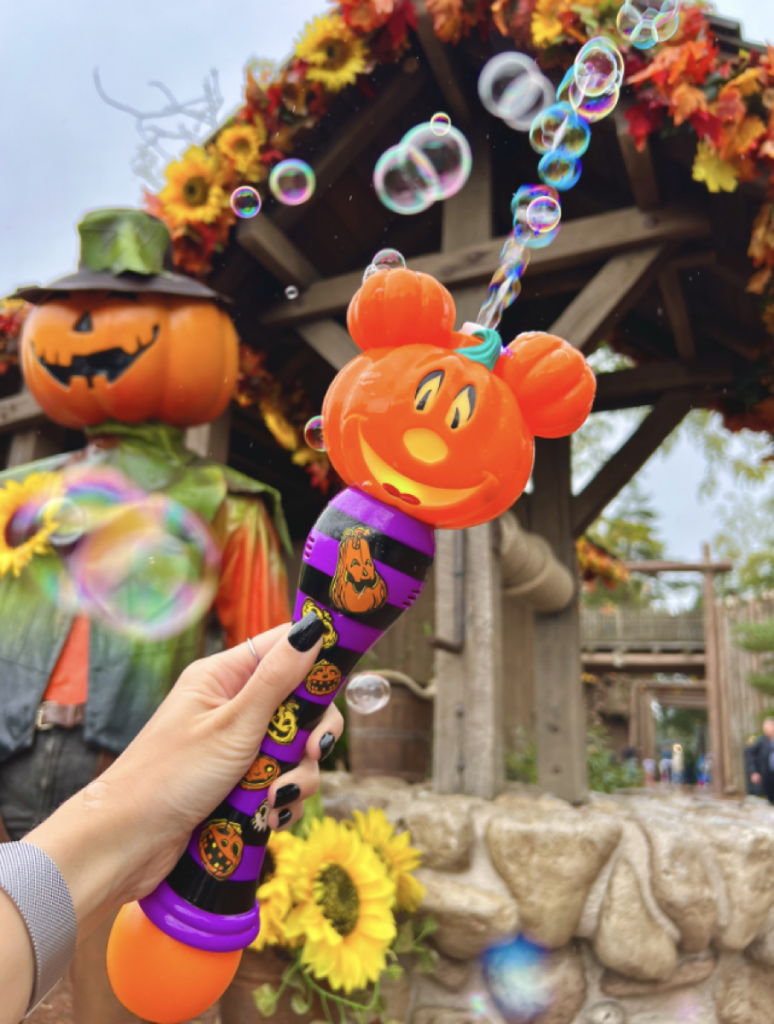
[239,754,280,790]
[305,659,342,697]
[16,209,238,430]
[323,267,596,530]
[198,819,243,880]
[330,526,388,614]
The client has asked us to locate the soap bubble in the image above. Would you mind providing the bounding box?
[285,285,299,300]
[511,185,561,249]
[363,249,407,281]
[617,0,680,49]
[558,63,621,123]
[269,159,316,206]
[68,495,220,641]
[469,992,490,1017]
[476,237,530,329]
[39,497,87,548]
[230,186,261,219]
[304,416,326,452]
[477,52,555,132]
[529,102,591,158]
[430,112,452,136]
[345,673,391,714]
[538,150,581,191]
[373,124,471,215]
[481,936,551,1022]
[573,38,624,97]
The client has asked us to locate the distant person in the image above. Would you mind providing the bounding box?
[659,754,672,784]
[672,743,685,786]
[643,758,656,787]
[746,719,774,802]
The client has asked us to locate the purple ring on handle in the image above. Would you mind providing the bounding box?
[139,881,260,952]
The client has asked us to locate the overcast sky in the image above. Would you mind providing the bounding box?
[0,0,772,561]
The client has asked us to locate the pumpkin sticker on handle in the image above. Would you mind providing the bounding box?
[330,526,388,614]
[267,698,300,745]
[239,754,280,790]
[198,819,244,881]
[305,659,342,697]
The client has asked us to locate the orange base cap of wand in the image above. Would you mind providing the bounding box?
[106,901,242,1024]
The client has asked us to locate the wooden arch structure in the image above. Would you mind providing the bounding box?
[1,10,766,802]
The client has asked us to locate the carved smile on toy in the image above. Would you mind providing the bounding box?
[33,324,160,388]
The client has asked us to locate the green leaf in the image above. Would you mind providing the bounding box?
[393,919,415,954]
[383,963,405,982]
[78,209,170,277]
[253,983,279,1017]
[290,791,325,838]
[290,991,313,1015]
[415,947,440,973]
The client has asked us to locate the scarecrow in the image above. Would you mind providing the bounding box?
[0,208,291,1023]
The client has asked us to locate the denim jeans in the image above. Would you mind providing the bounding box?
[0,727,100,840]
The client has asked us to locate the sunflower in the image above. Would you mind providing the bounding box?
[159,145,228,227]
[283,817,396,994]
[531,0,567,48]
[349,808,425,914]
[295,15,367,93]
[692,140,739,194]
[250,831,300,952]
[216,121,268,182]
[0,473,62,578]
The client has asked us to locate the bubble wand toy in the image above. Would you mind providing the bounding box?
[107,258,596,1023]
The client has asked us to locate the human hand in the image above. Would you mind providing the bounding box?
[751,773,762,785]
[27,612,343,932]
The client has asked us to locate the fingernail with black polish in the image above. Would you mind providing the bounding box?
[277,808,292,828]
[288,611,325,652]
[273,783,300,809]
[319,732,336,761]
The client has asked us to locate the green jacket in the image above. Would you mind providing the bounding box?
[0,421,290,762]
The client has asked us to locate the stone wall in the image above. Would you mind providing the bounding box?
[321,773,774,1024]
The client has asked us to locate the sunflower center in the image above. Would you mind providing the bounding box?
[315,863,360,937]
[183,176,210,207]
[233,138,251,155]
[258,848,275,886]
[322,38,352,70]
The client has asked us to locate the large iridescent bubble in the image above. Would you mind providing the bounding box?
[617,0,681,49]
[557,65,620,123]
[573,38,624,97]
[373,122,472,216]
[477,52,555,132]
[529,103,591,158]
[511,185,562,249]
[481,936,551,1022]
[269,159,316,206]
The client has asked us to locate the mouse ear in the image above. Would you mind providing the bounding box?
[346,268,456,352]
[494,331,596,438]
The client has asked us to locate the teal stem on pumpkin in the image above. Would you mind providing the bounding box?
[454,328,503,372]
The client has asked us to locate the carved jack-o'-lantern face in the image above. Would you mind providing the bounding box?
[198,819,243,880]
[21,292,238,429]
[268,698,300,745]
[305,659,342,697]
[324,268,595,530]
[239,754,280,790]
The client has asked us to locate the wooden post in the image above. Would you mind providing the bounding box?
[185,409,232,464]
[531,437,588,802]
[433,125,504,799]
[702,542,725,796]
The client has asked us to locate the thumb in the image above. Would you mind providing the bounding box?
[227,611,326,736]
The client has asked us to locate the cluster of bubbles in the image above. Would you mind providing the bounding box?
[477,52,555,132]
[475,37,623,329]
[617,0,681,49]
[230,158,316,221]
[13,467,219,642]
[345,672,391,714]
[373,120,472,215]
[480,936,551,1022]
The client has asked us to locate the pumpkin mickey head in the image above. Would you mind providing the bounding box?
[305,659,342,697]
[323,268,596,530]
[198,819,244,880]
[22,294,238,429]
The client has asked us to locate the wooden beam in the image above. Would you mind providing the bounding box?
[658,266,696,360]
[582,651,706,672]
[414,0,472,126]
[549,245,667,352]
[272,69,428,233]
[0,390,45,435]
[572,393,692,536]
[262,204,711,327]
[531,436,588,803]
[592,354,736,412]
[624,559,734,574]
[237,215,321,286]
[702,543,725,796]
[296,320,358,371]
[614,107,660,211]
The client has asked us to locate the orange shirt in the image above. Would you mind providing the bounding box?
[42,615,89,705]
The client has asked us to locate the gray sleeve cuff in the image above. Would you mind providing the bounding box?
[0,841,77,1015]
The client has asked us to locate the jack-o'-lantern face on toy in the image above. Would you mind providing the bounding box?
[268,698,300,745]
[305,659,342,697]
[198,819,243,880]
[323,268,596,530]
[21,293,238,430]
[239,754,280,790]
